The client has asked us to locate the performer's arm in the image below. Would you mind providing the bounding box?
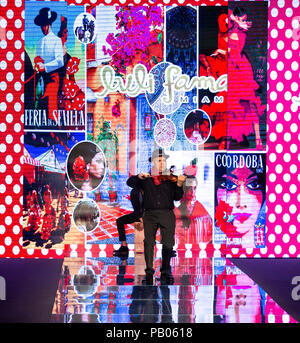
[130,188,144,218]
[173,175,186,201]
[127,173,149,188]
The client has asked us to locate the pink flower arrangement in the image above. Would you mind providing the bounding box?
[184,165,197,177]
[112,100,121,118]
[102,6,164,74]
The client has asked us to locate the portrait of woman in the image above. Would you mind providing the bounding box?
[73,199,100,233]
[67,141,106,192]
[214,153,266,248]
[184,110,211,145]
[174,164,213,245]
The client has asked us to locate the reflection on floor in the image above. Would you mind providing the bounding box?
[51,245,298,323]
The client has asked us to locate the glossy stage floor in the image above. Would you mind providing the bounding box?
[50,244,299,324]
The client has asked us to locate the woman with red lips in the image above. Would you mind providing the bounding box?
[215,153,266,248]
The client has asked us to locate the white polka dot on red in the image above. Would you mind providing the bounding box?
[0,1,61,258]
[1,0,299,259]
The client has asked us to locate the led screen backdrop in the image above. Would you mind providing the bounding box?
[0,0,299,260]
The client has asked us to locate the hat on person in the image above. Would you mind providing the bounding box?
[34,7,57,27]
[149,148,169,162]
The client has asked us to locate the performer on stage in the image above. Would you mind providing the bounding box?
[127,148,186,285]
[113,185,144,258]
[34,7,64,118]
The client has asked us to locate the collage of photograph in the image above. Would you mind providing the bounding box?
[19,0,293,325]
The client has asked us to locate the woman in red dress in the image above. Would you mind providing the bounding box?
[227,7,265,149]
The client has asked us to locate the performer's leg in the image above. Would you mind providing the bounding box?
[114,212,139,256]
[143,210,159,277]
[117,212,140,243]
[159,210,176,284]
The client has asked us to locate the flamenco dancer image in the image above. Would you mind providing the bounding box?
[227,7,266,149]
[199,11,228,149]
[174,164,213,245]
[113,184,144,258]
[23,190,42,247]
[127,148,186,285]
[40,185,56,244]
[46,187,71,249]
[33,7,64,119]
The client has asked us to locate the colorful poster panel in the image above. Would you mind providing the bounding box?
[198,2,268,151]
[227,1,268,151]
[24,1,86,131]
[166,6,199,152]
[23,131,85,249]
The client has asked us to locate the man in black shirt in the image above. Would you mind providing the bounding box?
[127,149,186,284]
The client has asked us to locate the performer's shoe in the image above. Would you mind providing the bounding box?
[113,245,129,257]
[142,272,154,285]
[160,271,174,285]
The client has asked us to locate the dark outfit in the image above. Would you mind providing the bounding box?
[127,175,184,277]
[116,185,144,242]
